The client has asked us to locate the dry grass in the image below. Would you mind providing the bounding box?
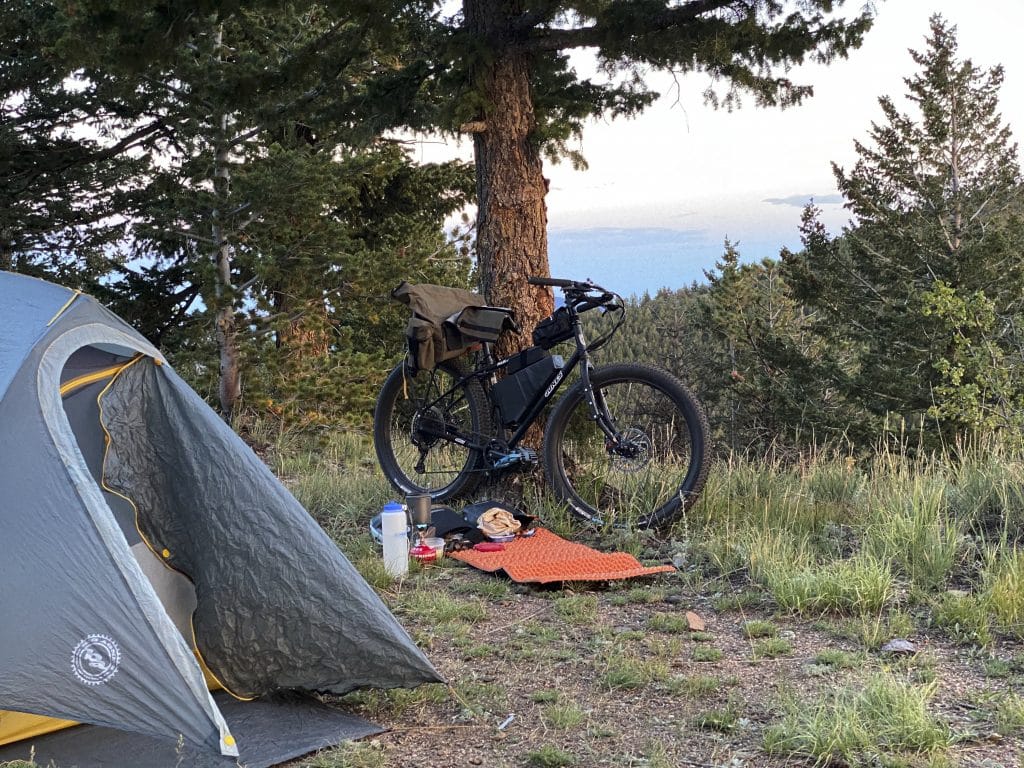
[13,436,1024,767]
[277,439,1024,767]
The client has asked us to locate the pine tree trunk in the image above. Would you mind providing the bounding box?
[211,129,242,420]
[464,0,554,361]
[210,22,241,421]
[464,0,557,457]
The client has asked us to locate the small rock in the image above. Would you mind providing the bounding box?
[663,594,684,605]
[686,611,706,632]
[880,638,917,655]
[469,758,483,765]
[780,630,796,641]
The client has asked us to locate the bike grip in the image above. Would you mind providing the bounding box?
[528,276,576,288]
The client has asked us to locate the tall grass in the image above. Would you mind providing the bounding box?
[762,551,895,616]
[863,475,962,591]
[982,546,1024,637]
[764,673,952,764]
[263,419,1024,646]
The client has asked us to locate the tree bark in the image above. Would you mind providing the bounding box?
[210,22,241,420]
[464,0,555,361]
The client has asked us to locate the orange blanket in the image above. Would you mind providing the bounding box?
[449,528,675,583]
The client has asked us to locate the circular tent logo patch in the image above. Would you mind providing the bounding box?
[71,635,121,686]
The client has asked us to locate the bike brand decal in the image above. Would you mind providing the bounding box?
[71,634,122,686]
[543,370,565,399]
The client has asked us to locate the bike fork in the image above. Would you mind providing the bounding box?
[580,363,621,446]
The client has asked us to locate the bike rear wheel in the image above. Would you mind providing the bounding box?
[373,361,491,503]
[543,363,710,529]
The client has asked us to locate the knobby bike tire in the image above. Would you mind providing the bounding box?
[542,362,710,529]
[372,361,492,503]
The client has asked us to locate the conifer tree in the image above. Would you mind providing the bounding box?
[0,3,150,283]
[704,243,845,454]
[410,1,874,358]
[784,15,1024,439]
[43,0,473,421]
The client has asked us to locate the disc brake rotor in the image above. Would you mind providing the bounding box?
[609,426,653,473]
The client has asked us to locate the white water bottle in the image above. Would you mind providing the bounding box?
[381,501,409,578]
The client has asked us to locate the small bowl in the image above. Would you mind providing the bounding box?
[422,537,445,559]
[410,543,437,564]
[487,533,516,543]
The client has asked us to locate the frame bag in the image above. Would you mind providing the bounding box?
[491,347,561,427]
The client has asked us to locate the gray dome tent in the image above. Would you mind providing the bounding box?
[0,271,439,757]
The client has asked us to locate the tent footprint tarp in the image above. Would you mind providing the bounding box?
[0,692,381,768]
[0,271,439,757]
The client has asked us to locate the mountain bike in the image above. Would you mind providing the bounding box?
[373,277,710,529]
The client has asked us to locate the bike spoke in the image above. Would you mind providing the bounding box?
[546,364,708,530]
[375,362,491,500]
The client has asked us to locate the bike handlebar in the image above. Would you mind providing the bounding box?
[528,276,621,314]
[528,276,578,288]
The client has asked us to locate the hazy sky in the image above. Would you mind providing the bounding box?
[419,1,1024,295]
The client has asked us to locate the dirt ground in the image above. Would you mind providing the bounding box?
[296,555,1024,768]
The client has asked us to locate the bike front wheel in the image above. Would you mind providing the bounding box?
[543,363,710,529]
[373,361,491,503]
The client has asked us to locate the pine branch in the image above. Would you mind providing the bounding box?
[8,119,165,195]
[521,0,736,53]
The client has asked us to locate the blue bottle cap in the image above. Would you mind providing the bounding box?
[382,500,404,513]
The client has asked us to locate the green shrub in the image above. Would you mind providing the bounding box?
[554,595,598,625]
[754,637,793,658]
[647,612,688,633]
[526,745,576,767]
[692,646,724,663]
[741,619,778,638]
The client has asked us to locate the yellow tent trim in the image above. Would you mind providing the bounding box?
[0,711,78,747]
[60,360,137,397]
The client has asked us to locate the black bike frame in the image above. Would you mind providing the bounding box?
[420,298,622,455]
